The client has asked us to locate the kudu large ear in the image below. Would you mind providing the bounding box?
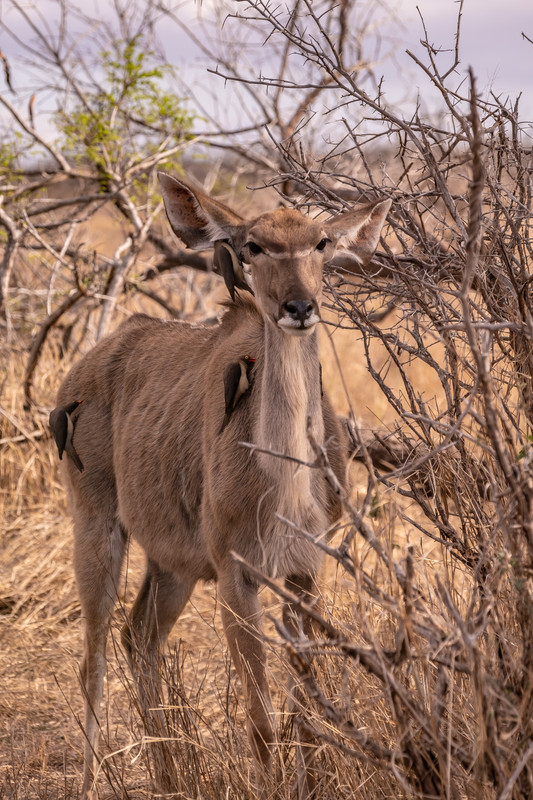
[158,172,244,251]
[326,198,392,274]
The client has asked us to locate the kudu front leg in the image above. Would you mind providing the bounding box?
[219,566,275,795]
[283,573,320,800]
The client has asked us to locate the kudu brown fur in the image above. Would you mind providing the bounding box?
[54,173,390,798]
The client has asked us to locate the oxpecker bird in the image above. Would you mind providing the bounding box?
[49,400,84,472]
[219,355,256,433]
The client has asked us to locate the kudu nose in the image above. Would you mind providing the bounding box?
[283,299,315,325]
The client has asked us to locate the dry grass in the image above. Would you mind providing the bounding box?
[1,293,447,799]
[3,111,533,799]
[0,305,472,800]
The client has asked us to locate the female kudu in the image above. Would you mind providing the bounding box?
[52,173,390,798]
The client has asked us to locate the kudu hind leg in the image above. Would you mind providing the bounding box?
[74,515,127,799]
[219,566,275,795]
[284,573,320,800]
[121,559,195,702]
[121,560,195,793]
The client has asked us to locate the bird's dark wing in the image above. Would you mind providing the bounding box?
[219,361,245,434]
[49,407,68,459]
[223,361,244,415]
[49,400,83,467]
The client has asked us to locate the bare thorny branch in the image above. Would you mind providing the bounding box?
[203,4,533,798]
[3,1,533,797]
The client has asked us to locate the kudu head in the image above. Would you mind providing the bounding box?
[158,172,391,336]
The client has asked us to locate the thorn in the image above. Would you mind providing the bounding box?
[0,49,14,93]
[28,94,35,128]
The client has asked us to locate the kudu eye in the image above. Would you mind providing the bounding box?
[246,241,263,257]
[315,237,330,252]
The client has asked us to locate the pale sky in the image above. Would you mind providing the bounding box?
[391,0,533,116]
[0,0,531,134]
[161,0,533,127]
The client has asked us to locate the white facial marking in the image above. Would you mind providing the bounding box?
[277,312,320,335]
[263,247,315,260]
[242,262,255,291]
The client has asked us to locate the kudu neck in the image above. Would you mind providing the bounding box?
[256,321,324,461]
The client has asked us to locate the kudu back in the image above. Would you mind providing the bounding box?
[54,173,390,798]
